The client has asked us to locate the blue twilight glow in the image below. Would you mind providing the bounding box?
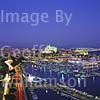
[0,0,100,48]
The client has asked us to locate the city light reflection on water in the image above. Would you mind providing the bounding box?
[24,63,100,97]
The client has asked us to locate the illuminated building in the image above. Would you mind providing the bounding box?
[41,45,57,54]
[74,49,88,56]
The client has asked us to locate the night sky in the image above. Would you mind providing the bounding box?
[0,0,100,48]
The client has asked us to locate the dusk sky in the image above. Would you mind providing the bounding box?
[0,0,100,48]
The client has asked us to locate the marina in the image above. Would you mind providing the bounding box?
[22,56,100,100]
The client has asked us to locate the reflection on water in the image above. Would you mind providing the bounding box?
[33,89,69,100]
[50,70,52,77]
[24,64,100,97]
[61,74,65,81]
[78,78,80,87]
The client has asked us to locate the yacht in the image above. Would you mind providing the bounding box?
[27,74,47,83]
